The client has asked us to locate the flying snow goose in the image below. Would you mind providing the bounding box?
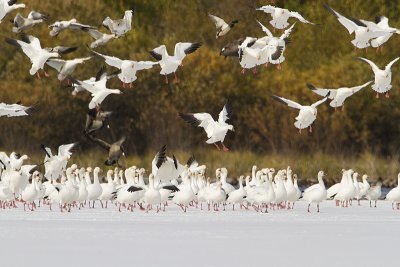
[103,10,133,37]
[0,0,25,23]
[272,93,329,133]
[46,57,92,82]
[302,171,327,212]
[357,57,399,98]
[5,35,77,78]
[49,18,95,37]
[41,143,76,181]
[84,108,112,134]
[12,11,48,33]
[84,134,126,167]
[179,99,234,151]
[324,4,394,49]
[149,42,202,84]
[81,28,117,49]
[0,102,36,117]
[369,16,400,51]
[307,81,372,111]
[208,13,238,39]
[256,5,313,30]
[385,173,400,210]
[151,145,184,183]
[92,50,158,88]
[366,180,382,207]
[238,37,262,73]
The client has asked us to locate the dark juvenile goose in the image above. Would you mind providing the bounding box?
[84,108,112,134]
[84,133,126,166]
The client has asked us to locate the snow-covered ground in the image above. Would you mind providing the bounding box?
[0,200,398,267]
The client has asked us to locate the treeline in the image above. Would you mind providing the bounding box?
[1,0,400,160]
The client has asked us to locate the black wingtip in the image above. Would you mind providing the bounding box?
[307,83,317,90]
[187,155,196,166]
[323,3,339,18]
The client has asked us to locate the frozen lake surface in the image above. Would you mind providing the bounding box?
[0,200,399,267]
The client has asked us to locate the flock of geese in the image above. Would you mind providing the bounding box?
[1,1,400,213]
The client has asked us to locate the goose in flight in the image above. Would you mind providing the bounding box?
[81,28,117,49]
[102,10,133,37]
[357,57,400,98]
[238,37,261,73]
[0,102,36,117]
[369,16,400,52]
[49,19,95,37]
[324,4,394,50]
[272,93,329,133]
[151,145,185,183]
[307,81,372,111]
[220,38,245,58]
[256,5,313,30]
[41,143,76,181]
[92,50,158,88]
[84,108,112,134]
[149,42,202,84]
[12,11,48,33]
[46,57,92,82]
[179,100,234,151]
[5,35,77,78]
[0,0,25,23]
[84,133,126,167]
[208,13,238,39]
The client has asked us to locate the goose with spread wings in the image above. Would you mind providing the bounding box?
[92,50,158,88]
[49,18,95,37]
[179,100,234,151]
[208,13,238,39]
[12,11,48,33]
[307,81,372,111]
[272,94,329,133]
[40,143,76,181]
[151,145,185,183]
[84,133,126,167]
[5,35,77,78]
[84,108,112,134]
[0,0,25,23]
[149,42,201,84]
[46,56,92,82]
[324,4,395,49]
[369,16,400,51]
[82,28,117,49]
[256,5,313,30]
[0,102,36,117]
[103,9,133,37]
[357,57,400,98]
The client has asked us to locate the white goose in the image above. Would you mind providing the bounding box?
[172,170,195,212]
[370,16,400,51]
[0,0,25,23]
[302,171,327,212]
[86,167,103,208]
[82,28,117,49]
[49,18,95,37]
[366,181,382,208]
[272,93,329,133]
[46,57,92,81]
[208,14,238,39]
[0,102,36,117]
[12,11,48,33]
[257,5,313,30]
[99,170,116,208]
[102,10,133,37]
[226,176,246,210]
[143,174,161,213]
[385,173,400,209]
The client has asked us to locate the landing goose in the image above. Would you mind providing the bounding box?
[369,16,400,51]
[257,5,313,30]
[41,143,76,182]
[49,18,95,37]
[81,28,117,49]
[208,13,238,39]
[12,11,48,33]
[46,57,92,81]
[84,134,126,167]
[84,108,112,134]
[103,10,133,37]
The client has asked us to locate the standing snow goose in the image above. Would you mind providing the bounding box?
[366,180,382,208]
[358,174,370,202]
[99,169,116,208]
[285,167,298,209]
[324,4,394,50]
[46,57,92,82]
[172,170,196,212]
[86,167,103,208]
[49,19,95,37]
[302,171,327,212]
[5,35,77,78]
[103,10,133,37]
[226,176,247,210]
[179,99,234,151]
[219,168,235,194]
[0,102,36,117]
[143,174,161,213]
[208,13,238,39]
[385,173,400,209]
[84,134,126,167]
[81,28,117,49]
[333,169,355,207]
[256,5,313,30]
[92,51,158,88]
[307,81,372,111]
[356,57,399,98]
[369,16,400,51]
[0,0,25,23]
[149,42,201,84]
[272,93,329,133]
[12,11,48,33]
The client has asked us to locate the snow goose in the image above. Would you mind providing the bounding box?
[172,169,196,212]
[86,167,103,208]
[324,4,394,50]
[151,145,184,183]
[238,37,262,73]
[92,50,158,88]
[76,170,88,209]
[49,18,95,37]
[302,171,327,212]
[5,35,77,78]
[103,10,133,37]
[84,134,126,166]
[21,171,39,211]
[179,99,234,151]
[206,181,226,211]
[143,174,161,212]
[285,167,298,209]
[46,57,92,82]
[99,170,116,208]
[366,180,382,207]
[41,143,76,182]
[358,174,370,202]
[226,176,246,210]
[272,93,329,133]
[0,102,36,117]
[219,168,235,194]
[208,13,238,39]
[0,0,25,23]
[352,172,361,205]
[385,173,400,209]
[370,16,400,51]
[12,11,48,33]
[293,174,301,206]
[84,108,112,134]
[326,169,347,200]
[257,5,313,30]
[149,42,201,84]
[356,57,399,98]
[82,28,117,49]
[274,171,287,208]
[333,169,355,207]
[307,81,372,111]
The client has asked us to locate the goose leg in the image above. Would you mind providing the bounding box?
[385,92,390,98]
[342,104,345,112]
[214,143,221,150]
[309,126,312,133]
[221,142,230,152]
[165,75,168,84]
[36,72,41,79]
[307,203,311,213]
[376,92,379,99]
[173,73,180,84]
[317,204,320,213]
